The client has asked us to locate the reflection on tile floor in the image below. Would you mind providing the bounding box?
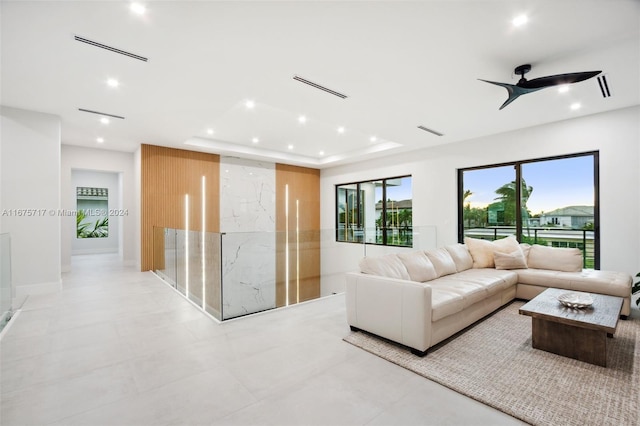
[0,254,524,425]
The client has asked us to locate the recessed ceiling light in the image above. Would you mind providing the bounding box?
[252,137,259,143]
[337,126,345,134]
[287,144,294,150]
[106,78,119,88]
[512,14,528,27]
[558,85,570,93]
[100,117,110,125]
[370,136,377,142]
[570,102,581,110]
[96,137,104,143]
[245,100,255,109]
[298,115,307,123]
[130,2,146,15]
[207,128,214,135]
[319,150,325,156]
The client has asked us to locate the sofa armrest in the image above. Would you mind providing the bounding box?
[345,272,433,352]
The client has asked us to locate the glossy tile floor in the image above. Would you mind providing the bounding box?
[1,254,524,425]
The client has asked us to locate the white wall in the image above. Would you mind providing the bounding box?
[0,106,61,297]
[71,170,120,255]
[61,145,136,271]
[321,106,640,293]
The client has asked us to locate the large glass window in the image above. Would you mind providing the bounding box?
[336,176,412,246]
[459,152,598,269]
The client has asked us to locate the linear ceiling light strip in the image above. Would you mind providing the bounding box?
[74,35,148,62]
[293,75,347,99]
[417,125,444,136]
[78,108,125,119]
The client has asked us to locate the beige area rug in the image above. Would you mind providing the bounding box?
[343,301,639,426]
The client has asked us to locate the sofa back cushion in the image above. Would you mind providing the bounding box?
[397,251,438,282]
[424,248,458,277]
[527,244,582,272]
[445,243,473,272]
[359,254,411,280]
[465,235,521,268]
[520,243,532,260]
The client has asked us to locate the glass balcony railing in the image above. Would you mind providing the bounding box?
[463,226,596,269]
[153,226,438,321]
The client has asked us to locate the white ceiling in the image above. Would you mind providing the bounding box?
[2,1,639,168]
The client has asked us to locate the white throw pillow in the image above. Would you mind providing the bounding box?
[397,251,438,282]
[424,248,458,277]
[493,249,528,270]
[359,254,411,280]
[464,235,521,268]
[445,243,474,272]
[527,244,582,272]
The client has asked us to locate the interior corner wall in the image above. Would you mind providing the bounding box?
[0,106,61,297]
[60,145,136,271]
[320,106,640,292]
[140,144,220,271]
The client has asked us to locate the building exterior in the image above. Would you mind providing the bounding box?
[540,205,594,229]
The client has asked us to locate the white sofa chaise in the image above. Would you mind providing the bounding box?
[345,236,632,356]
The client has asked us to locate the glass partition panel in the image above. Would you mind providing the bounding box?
[153,225,436,322]
[153,227,177,286]
[1,233,13,332]
[203,231,222,319]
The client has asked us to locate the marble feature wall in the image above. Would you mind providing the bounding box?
[220,157,276,319]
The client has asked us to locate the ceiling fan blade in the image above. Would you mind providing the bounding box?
[478,79,544,109]
[518,71,601,89]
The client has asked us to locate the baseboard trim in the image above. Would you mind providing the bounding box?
[71,248,118,255]
[14,280,62,298]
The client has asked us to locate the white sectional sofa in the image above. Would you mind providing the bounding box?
[345,236,632,356]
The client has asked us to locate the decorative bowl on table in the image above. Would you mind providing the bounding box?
[557,292,593,309]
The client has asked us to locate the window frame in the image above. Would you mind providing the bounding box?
[457,151,600,269]
[335,175,412,247]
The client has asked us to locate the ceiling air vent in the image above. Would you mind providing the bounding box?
[417,125,444,137]
[293,75,347,99]
[596,74,611,98]
[74,35,148,62]
[78,108,125,120]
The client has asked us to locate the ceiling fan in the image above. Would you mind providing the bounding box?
[479,64,601,110]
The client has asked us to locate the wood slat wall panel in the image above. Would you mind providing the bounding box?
[275,164,321,306]
[141,144,220,271]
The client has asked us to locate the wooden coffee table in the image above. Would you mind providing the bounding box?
[519,288,623,367]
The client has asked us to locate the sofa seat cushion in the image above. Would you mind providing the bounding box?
[516,269,632,298]
[430,287,466,322]
[429,270,518,321]
[445,269,519,295]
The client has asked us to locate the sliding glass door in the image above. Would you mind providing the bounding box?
[459,152,599,269]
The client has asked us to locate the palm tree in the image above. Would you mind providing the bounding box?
[494,179,533,226]
[463,190,473,227]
